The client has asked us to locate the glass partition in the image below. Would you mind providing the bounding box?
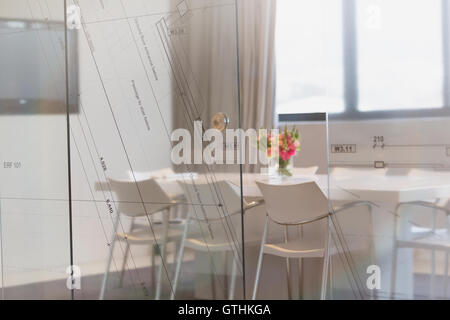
[0,0,72,299]
[328,0,450,300]
[67,0,243,300]
[0,0,243,300]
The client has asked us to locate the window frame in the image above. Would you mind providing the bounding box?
[278,0,450,122]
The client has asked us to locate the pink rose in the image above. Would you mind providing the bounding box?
[280,150,290,161]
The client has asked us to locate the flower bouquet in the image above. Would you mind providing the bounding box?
[258,126,300,176]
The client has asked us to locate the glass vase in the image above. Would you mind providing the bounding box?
[278,158,293,177]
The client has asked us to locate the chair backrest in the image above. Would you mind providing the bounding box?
[179,180,243,245]
[107,178,172,217]
[128,167,175,180]
[256,180,329,225]
[292,166,319,176]
[406,168,450,230]
[178,180,241,221]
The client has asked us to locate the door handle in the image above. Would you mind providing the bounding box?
[211,112,229,131]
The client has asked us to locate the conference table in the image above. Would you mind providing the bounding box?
[154,168,450,203]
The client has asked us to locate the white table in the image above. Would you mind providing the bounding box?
[157,170,450,201]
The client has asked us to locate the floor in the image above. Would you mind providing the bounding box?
[0,248,448,299]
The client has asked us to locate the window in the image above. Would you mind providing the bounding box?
[276,0,450,120]
[276,0,344,115]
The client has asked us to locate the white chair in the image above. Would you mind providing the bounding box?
[389,168,450,299]
[170,180,263,300]
[291,166,319,176]
[253,180,331,300]
[128,168,185,203]
[391,200,450,299]
[96,177,184,300]
[128,168,176,180]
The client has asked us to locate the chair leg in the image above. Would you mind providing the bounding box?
[151,244,156,290]
[329,253,333,300]
[431,249,436,299]
[390,244,398,300]
[210,267,217,300]
[173,240,179,279]
[252,251,265,300]
[229,255,237,300]
[285,257,292,300]
[252,215,269,300]
[155,211,170,300]
[119,218,135,287]
[283,225,292,299]
[444,251,449,299]
[298,258,303,300]
[320,217,330,300]
[297,225,303,300]
[99,210,121,300]
[155,251,164,300]
[224,253,229,297]
[368,204,377,300]
[390,209,399,300]
[170,215,191,300]
[321,254,330,300]
[118,242,130,288]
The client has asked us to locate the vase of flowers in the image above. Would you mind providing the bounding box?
[258,126,300,177]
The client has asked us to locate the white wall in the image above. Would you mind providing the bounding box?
[283,117,450,174]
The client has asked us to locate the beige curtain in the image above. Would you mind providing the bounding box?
[170,1,277,172]
[237,0,277,131]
